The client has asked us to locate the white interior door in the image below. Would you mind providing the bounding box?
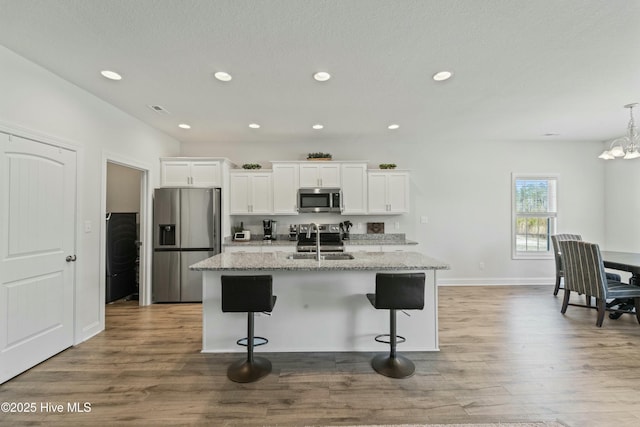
[0,133,76,384]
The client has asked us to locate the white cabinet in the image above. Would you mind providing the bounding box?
[160,158,222,187]
[299,162,341,188]
[367,171,410,214]
[229,171,273,214]
[272,163,299,214]
[340,163,367,214]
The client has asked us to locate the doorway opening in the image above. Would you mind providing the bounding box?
[106,162,142,304]
[100,155,151,332]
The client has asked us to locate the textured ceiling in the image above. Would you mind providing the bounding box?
[1,0,639,146]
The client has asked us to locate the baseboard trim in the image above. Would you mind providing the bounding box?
[438,277,554,286]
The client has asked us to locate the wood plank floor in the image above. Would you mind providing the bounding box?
[2,285,640,426]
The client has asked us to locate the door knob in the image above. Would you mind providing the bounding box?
[66,255,77,262]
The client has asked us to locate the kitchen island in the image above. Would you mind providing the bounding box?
[190,251,449,353]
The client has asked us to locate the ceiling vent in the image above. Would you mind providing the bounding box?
[148,105,170,114]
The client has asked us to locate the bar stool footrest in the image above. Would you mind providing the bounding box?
[374,333,406,345]
[236,336,268,347]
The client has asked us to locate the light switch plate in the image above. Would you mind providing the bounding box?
[84,220,92,233]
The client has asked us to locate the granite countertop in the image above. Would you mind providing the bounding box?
[223,234,418,247]
[225,239,296,247]
[190,251,449,271]
[346,239,418,246]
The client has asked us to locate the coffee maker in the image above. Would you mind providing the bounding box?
[263,219,277,240]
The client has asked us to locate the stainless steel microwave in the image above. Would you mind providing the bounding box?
[298,188,342,213]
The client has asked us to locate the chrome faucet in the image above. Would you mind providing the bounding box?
[306,223,321,260]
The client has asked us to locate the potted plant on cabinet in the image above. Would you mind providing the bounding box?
[307,152,332,161]
[242,163,262,169]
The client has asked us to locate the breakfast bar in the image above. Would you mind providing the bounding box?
[190,251,449,353]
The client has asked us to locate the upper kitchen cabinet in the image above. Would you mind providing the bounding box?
[229,170,273,215]
[340,163,368,214]
[160,158,228,187]
[272,162,299,215]
[367,170,410,214]
[299,162,341,188]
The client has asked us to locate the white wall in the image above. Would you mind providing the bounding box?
[107,162,141,214]
[0,46,181,342]
[604,158,640,252]
[181,136,605,285]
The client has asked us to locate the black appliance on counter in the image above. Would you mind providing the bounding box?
[263,219,277,240]
[296,223,344,252]
[106,212,138,303]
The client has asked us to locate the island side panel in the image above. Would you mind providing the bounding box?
[202,269,438,353]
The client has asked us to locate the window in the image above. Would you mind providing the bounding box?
[512,174,558,259]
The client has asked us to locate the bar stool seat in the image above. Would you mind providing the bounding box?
[221,275,276,383]
[366,272,425,379]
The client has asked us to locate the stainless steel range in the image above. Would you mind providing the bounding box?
[296,223,344,253]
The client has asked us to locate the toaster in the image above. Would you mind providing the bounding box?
[233,231,251,241]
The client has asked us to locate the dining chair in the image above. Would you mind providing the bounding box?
[558,240,640,327]
[551,233,582,296]
[551,234,621,304]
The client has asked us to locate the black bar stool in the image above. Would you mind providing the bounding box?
[366,272,425,379]
[221,275,277,383]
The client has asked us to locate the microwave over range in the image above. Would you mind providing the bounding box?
[298,188,342,213]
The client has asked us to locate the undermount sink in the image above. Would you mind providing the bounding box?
[287,253,355,261]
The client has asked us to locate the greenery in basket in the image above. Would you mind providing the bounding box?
[379,163,397,169]
[242,163,262,169]
[307,152,332,159]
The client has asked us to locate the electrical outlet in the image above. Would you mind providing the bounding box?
[479,262,485,271]
[394,222,400,230]
[84,220,92,233]
[420,216,428,224]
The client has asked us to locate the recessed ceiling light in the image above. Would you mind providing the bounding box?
[388,124,400,130]
[101,70,122,81]
[313,71,331,82]
[432,71,452,82]
[249,123,260,129]
[214,71,232,82]
[312,124,324,130]
[544,133,560,137]
[178,123,191,129]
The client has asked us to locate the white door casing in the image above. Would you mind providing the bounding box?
[0,133,76,384]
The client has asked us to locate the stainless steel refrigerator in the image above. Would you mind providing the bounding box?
[152,187,221,302]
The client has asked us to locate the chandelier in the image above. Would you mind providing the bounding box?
[599,103,640,160]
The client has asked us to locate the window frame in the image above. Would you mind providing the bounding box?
[511,173,558,260]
